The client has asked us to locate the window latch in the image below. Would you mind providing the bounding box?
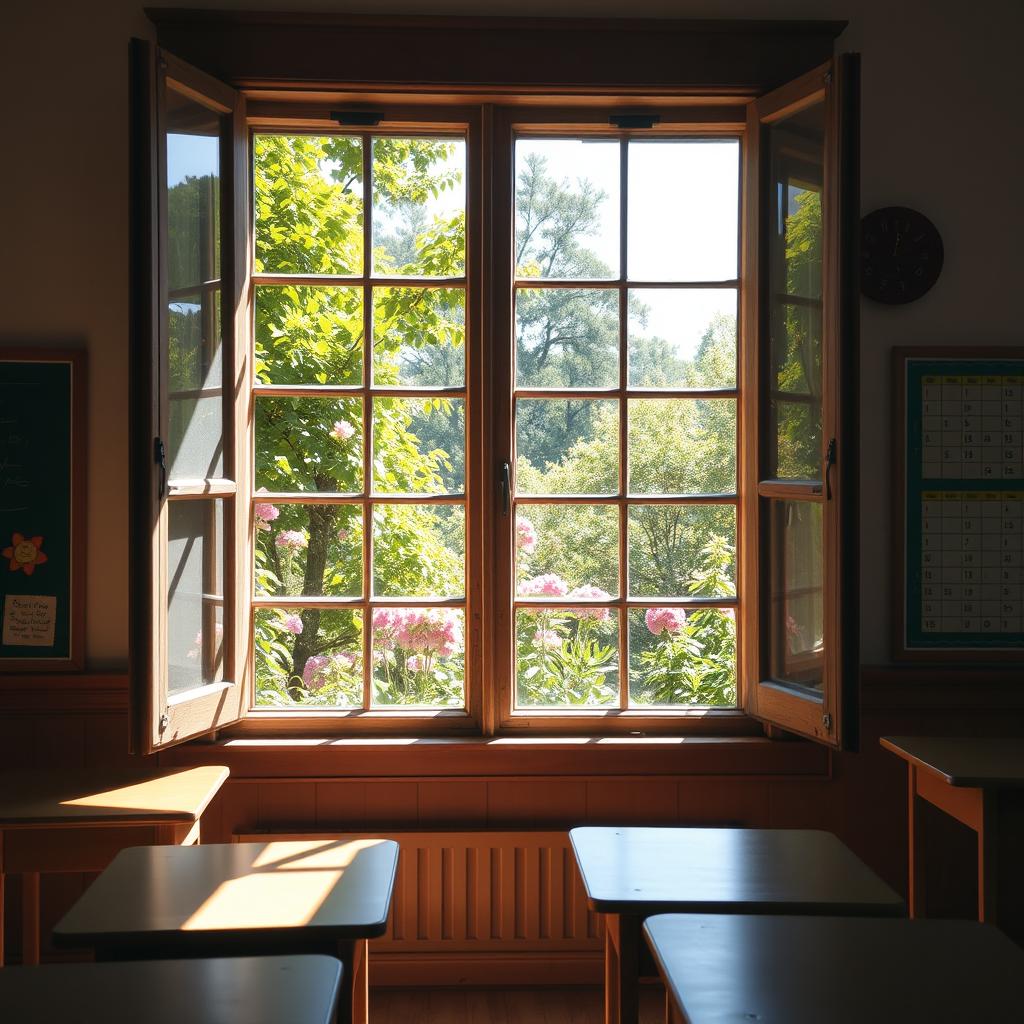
[824,438,836,500]
[499,462,511,517]
[154,436,167,499]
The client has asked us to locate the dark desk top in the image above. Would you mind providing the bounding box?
[54,838,399,945]
[0,955,341,1024]
[0,766,229,827]
[569,827,902,915]
[645,914,1023,1024]
[881,735,1024,787]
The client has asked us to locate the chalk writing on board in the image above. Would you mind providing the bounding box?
[2,594,56,647]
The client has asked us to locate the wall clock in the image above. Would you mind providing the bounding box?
[861,206,943,304]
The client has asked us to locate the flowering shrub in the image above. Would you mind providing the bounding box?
[516,515,537,555]
[275,530,308,551]
[372,607,464,706]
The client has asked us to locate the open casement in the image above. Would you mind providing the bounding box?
[130,40,250,752]
[741,55,860,749]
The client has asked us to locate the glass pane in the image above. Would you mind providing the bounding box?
[515,288,619,388]
[515,139,620,279]
[628,399,736,494]
[371,607,465,707]
[769,500,824,690]
[515,608,619,707]
[255,286,362,386]
[628,606,736,707]
[516,504,618,597]
[628,289,737,389]
[254,134,363,276]
[167,499,224,697]
[372,137,466,277]
[168,290,223,480]
[515,399,618,495]
[254,607,362,709]
[628,505,736,597]
[166,87,220,290]
[373,504,465,597]
[767,100,825,479]
[373,398,465,494]
[254,501,362,598]
[372,287,465,387]
[627,140,739,282]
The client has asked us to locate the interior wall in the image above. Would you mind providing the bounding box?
[5,0,1022,669]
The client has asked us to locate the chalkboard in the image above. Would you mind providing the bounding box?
[0,351,86,670]
[893,346,1024,662]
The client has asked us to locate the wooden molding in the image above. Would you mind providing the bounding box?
[0,674,129,713]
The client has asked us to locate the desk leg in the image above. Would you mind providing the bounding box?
[0,868,5,966]
[604,914,641,1024]
[979,791,998,925]
[337,938,369,1024]
[21,873,39,966]
[908,766,926,918]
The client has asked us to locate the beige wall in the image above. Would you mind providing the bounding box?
[3,0,1021,669]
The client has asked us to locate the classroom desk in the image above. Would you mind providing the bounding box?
[0,954,341,1024]
[570,827,904,1024]
[53,838,399,1024]
[0,764,228,966]
[881,735,1024,932]
[645,914,1024,1024]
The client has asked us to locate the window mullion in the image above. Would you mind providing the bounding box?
[361,134,374,713]
[618,136,630,712]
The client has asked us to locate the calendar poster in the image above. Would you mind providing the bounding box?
[895,348,1024,660]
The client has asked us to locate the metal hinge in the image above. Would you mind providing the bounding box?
[155,437,167,499]
[822,712,833,732]
[159,712,170,732]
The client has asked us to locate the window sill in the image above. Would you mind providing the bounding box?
[156,730,829,779]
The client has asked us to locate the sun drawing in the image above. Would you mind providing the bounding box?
[3,534,48,575]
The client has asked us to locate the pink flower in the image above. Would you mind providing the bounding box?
[517,573,569,598]
[281,613,303,635]
[371,607,403,650]
[337,529,350,542]
[516,515,537,555]
[330,419,356,442]
[302,650,359,691]
[568,585,612,621]
[645,607,687,636]
[254,501,279,530]
[397,608,463,658]
[533,628,560,649]
[785,614,802,638]
[406,654,424,672]
[275,530,307,551]
[186,623,224,659]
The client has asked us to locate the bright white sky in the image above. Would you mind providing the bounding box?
[168,132,740,362]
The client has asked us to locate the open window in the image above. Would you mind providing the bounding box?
[741,56,860,749]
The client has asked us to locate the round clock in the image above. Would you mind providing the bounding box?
[860,206,943,304]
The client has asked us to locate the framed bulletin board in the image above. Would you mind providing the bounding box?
[0,350,86,671]
[893,346,1024,662]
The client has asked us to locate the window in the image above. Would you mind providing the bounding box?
[131,28,858,751]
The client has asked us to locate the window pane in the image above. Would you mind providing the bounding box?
[371,607,465,707]
[168,291,223,480]
[515,608,619,707]
[628,606,736,706]
[515,287,619,388]
[373,504,465,598]
[627,140,739,282]
[515,399,618,495]
[767,100,824,479]
[373,398,465,494]
[372,137,465,278]
[255,397,363,493]
[254,134,363,276]
[254,502,362,598]
[254,607,362,709]
[628,399,736,494]
[515,139,620,279]
[628,289,736,389]
[373,287,465,387]
[768,500,824,690]
[166,88,220,290]
[167,499,224,697]
[255,286,362,386]
[628,505,736,597]
[516,504,618,597]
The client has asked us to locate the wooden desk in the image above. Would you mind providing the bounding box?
[53,838,399,1024]
[881,735,1024,933]
[0,765,228,966]
[645,914,1024,1024]
[0,954,341,1024]
[570,827,903,1024]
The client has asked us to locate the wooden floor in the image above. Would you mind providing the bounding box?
[373,986,665,1024]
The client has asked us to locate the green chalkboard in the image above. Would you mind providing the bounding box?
[0,351,86,669]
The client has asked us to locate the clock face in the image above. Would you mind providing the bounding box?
[860,206,943,304]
